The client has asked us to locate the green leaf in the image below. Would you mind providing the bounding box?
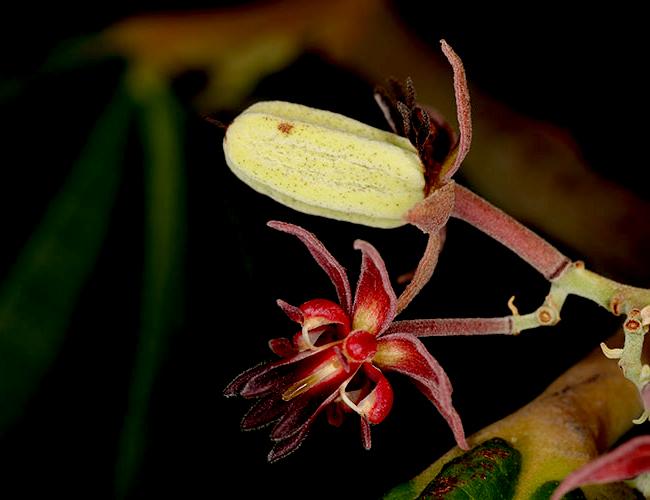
[383,480,421,500]
[0,82,131,431]
[113,71,186,498]
[528,481,586,500]
[417,438,521,500]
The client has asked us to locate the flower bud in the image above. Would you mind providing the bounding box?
[223,101,426,228]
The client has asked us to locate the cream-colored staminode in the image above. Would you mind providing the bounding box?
[223,101,425,228]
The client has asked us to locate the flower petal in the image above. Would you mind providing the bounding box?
[241,391,288,431]
[267,390,340,462]
[374,333,468,449]
[300,298,350,334]
[270,368,352,441]
[224,361,271,398]
[550,435,650,500]
[268,423,311,462]
[325,401,346,427]
[237,350,358,461]
[268,221,352,316]
[277,299,304,324]
[358,364,394,424]
[239,349,329,398]
[268,337,297,358]
[240,359,349,437]
[351,240,397,335]
[438,39,472,184]
[360,416,372,450]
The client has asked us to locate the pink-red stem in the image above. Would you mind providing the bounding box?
[386,316,514,337]
[396,231,444,315]
[452,184,571,281]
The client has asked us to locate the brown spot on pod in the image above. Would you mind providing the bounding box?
[277,122,293,134]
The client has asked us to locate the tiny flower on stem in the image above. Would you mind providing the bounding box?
[224,221,467,462]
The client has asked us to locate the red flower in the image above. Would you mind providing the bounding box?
[224,221,467,461]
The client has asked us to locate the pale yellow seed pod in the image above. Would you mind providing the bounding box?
[223,101,425,228]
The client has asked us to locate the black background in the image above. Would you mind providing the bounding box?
[1,2,647,499]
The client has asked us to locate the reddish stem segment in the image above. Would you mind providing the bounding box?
[386,316,513,337]
[452,184,571,281]
[396,230,444,316]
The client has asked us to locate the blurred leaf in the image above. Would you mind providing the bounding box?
[0,83,131,431]
[113,68,186,498]
[529,481,586,500]
[98,0,379,110]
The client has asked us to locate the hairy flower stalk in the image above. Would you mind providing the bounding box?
[451,184,571,281]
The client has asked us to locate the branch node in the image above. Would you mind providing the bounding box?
[624,316,643,334]
[537,294,561,326]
